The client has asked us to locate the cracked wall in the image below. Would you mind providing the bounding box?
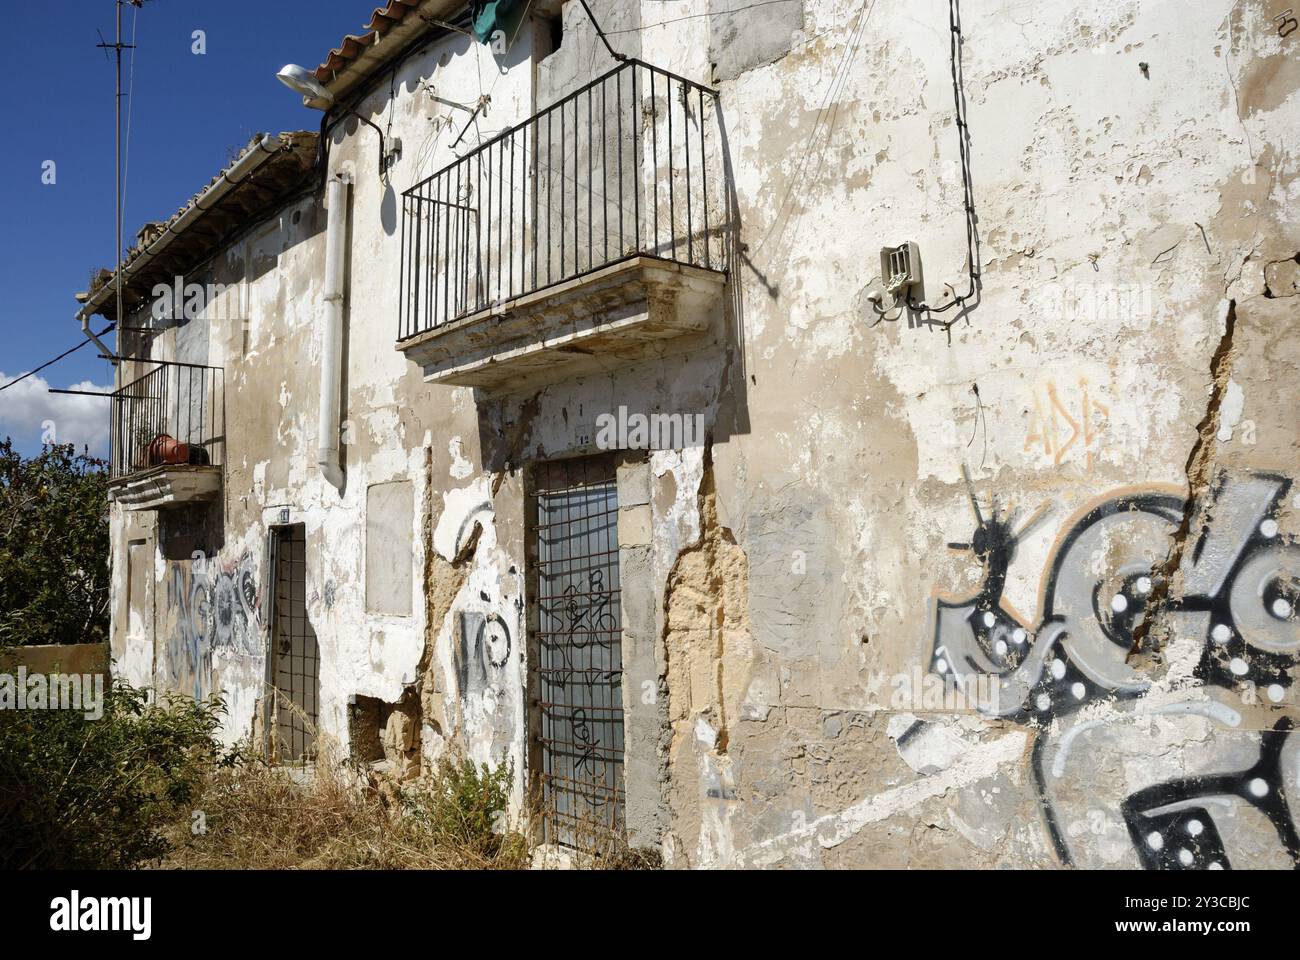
[106,0,1299,867]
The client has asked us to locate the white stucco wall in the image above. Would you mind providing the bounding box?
[108,0,1300,868]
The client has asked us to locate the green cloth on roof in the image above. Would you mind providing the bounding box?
[470,0,529,48]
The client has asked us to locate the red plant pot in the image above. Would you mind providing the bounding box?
[145,434,191,466]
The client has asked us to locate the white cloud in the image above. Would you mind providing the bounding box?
[0,372,112,455]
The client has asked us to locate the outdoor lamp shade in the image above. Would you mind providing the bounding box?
[276,64,333,104]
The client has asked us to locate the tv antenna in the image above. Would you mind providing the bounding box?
[94,1,147,346]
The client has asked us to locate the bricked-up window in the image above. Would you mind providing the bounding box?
[126,539,150,638]
[365,480,414,616]
[269,525,319,763]
[528,455,625,848]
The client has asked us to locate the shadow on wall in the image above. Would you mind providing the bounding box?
[120,198,325,367]
[460,91,751,471]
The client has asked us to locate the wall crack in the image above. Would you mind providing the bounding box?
[1131,299,1238,658]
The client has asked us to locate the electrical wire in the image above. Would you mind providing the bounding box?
[904,0,981,322]
[318,14,474,185]
[0,326,117,393]
[860,0,981,331]
[603,0,800,35]
[453,0,538,151]
[750,0,877,263]
[770,0,875,263]
[966,382,988,469]
[862,275,904,325]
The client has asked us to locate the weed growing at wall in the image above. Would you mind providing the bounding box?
[164,755,530,869]
[163,751,662,870]
[402,757,526,864]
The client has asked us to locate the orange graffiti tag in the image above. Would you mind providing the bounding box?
[1024,378,1109,469]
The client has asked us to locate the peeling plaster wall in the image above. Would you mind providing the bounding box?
[107,0,1299,868]
[674,0,1299,870]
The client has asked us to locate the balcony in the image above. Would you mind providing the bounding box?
[397,59,726,390]
[108,361,225,511]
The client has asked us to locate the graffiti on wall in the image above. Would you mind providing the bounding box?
[541,567,623,791]
[1023,377,1110,470]
[451,604,520,761]
[165,550,262,700]
[455,610,513,702]
[432,480,525,767]
[931,469,1299,868]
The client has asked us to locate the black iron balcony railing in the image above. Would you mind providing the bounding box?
[399,59,722,339]
[109,360,225,481]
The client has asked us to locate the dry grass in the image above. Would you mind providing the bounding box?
[159,755,660,870]
[160,759,529,870]
[160,692,658,870]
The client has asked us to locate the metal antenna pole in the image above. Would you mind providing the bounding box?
[114,0,122,332]
[96,1,136,338]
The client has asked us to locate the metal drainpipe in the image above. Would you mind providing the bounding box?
[80,315,117,361]
[318,174,349,490]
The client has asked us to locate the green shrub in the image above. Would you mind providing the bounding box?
[402,756,527,864]
[0,439,109,648]
[0,682,225,869]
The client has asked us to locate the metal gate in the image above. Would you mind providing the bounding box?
[268,525,319,763]
[529,455,625,847]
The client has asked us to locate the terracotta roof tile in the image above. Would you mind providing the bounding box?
[313,2,425,84]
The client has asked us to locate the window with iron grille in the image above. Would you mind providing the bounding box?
[528,455,625,848]
[269,525,319,763]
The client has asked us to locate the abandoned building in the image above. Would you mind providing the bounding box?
[80,0,1300,867]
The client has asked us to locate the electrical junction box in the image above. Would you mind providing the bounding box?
[881,241,923,297]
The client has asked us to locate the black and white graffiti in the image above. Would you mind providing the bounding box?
[455,610,513,699]
[932,469,1299,868]
[452,606,519,760]
[165,551,261,700]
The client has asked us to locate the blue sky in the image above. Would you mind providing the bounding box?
[0,0,383,457]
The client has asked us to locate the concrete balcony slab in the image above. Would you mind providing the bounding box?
[108,464,222,511]
[396,257,725,391]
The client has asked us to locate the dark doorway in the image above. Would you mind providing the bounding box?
[267,524,319,763]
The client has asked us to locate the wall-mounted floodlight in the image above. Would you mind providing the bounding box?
[276,64,334,106]
[275,64,400,177]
